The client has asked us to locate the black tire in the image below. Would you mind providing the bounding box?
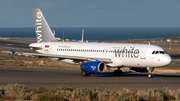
[87,72,91,76]
[81,71,87,77]
[118,70,123,76]
[81,71,91,77]
[113,70,123,76]
[113,70,118,76]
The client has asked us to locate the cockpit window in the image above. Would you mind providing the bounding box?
[155,51,159,54]
[152,50,167,54]
[160,51,165,54]
[163,49,167,54]
[152,51,155,54]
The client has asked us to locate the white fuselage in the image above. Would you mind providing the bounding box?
[30,42,172,68]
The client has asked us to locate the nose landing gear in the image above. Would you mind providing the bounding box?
[147,67,154,78]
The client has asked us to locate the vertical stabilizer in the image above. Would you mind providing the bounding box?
[32,8,57,43]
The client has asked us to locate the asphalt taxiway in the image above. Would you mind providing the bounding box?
[0,67,180,90]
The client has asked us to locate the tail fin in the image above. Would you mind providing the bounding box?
[32,8,57,43]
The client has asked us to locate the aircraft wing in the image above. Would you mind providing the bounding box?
[15,52,112,63]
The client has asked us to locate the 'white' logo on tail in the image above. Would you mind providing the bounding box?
[35,11,42,43]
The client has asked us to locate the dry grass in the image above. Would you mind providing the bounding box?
[0,84,180,101]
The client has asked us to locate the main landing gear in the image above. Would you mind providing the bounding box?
[81,71,91,77]
[113,67,123,76]
[80,64,91,77]
[147,67,154,78]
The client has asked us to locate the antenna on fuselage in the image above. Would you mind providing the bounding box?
[62,31,64,42]
[81,27,84,42]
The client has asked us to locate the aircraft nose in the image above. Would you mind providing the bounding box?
[163,55,172,66]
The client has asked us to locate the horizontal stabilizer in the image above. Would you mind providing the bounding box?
[11,50,16,55]
[7,44,29,48]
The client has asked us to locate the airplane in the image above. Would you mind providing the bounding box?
[12,8,172,78]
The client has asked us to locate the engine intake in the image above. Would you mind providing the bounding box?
[81,61,107,73]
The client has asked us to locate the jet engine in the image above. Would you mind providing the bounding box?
[81,61,107,73]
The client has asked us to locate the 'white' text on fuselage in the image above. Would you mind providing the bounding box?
[114,47,139,58]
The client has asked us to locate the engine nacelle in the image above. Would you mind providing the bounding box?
[81,61,107,73]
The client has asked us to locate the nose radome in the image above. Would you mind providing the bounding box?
[163,55,172,66]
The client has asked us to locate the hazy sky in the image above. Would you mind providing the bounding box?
[1,0,180,27]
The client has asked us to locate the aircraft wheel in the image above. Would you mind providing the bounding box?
[81,71,87,77]
[118,70,122,76]
[81,71,91,77]
[113,70,122,76]
[148,74,153,78]
[113,70,118,76]
[87,72,91,76]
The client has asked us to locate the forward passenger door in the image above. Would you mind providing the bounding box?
[140,47,148,59]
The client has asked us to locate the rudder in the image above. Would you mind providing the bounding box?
[32,8,57,43]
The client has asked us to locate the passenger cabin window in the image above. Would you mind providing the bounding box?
[57,48,113,53]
